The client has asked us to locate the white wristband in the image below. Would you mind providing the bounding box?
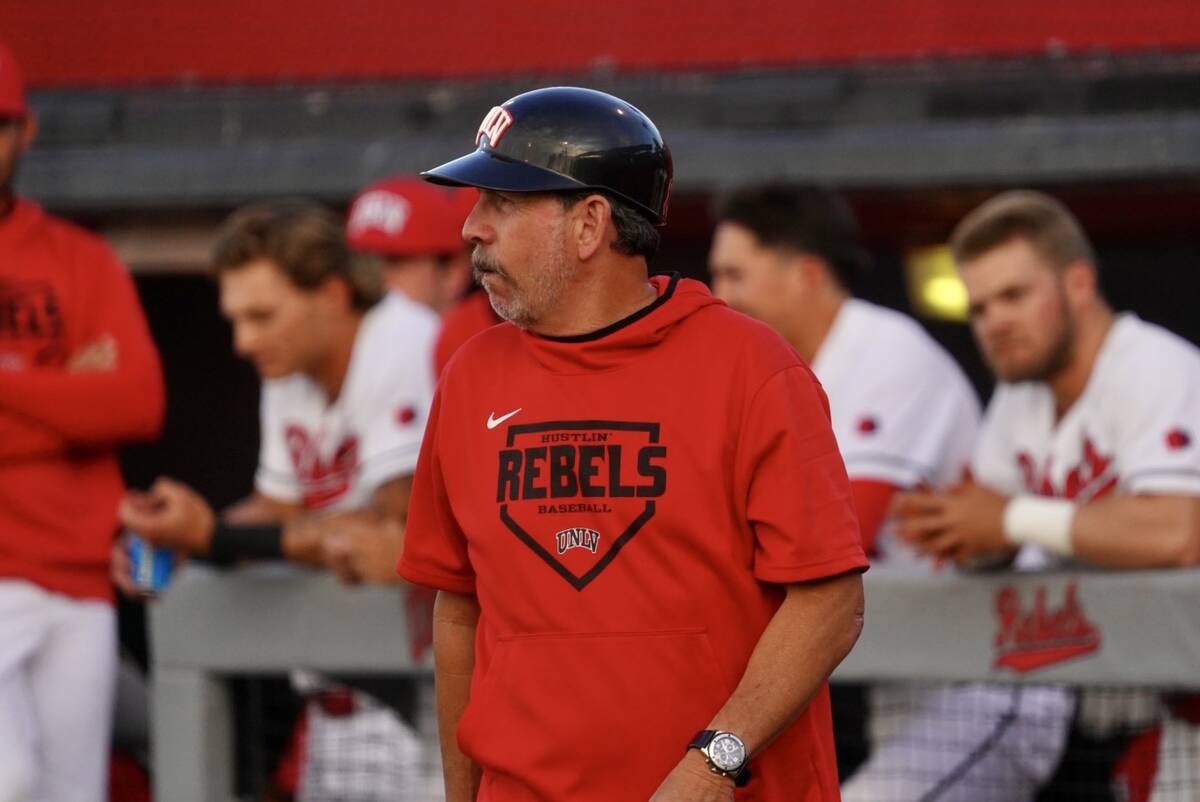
[1002,496,1076,556]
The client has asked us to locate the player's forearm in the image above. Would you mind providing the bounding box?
[0,363,165,446]
[707,571,864,755]
[434,590,482,802]
[0,408,70,462]
[222,493,303,525]
[1072,494,1200,568]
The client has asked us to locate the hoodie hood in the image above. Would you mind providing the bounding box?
[519,273,724,374]
[0,199,45,249]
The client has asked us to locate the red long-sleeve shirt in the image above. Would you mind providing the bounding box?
[0,199,165,602]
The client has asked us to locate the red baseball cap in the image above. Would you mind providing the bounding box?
[346,177,476,257]
[0,43,28,119]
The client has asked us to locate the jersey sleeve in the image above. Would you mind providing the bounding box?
[397,386,476,593]
[253,382,302,504]
[356,326,437,490]
[1113,354,1200,495]
[739,366,868,584]
[838,365,980,489]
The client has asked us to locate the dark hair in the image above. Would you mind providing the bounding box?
[717,184,871,291]
[950,190,1096,272]
[212,198,383,311]
[558,191,661,260]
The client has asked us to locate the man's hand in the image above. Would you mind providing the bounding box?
[322,513,405,585]
[892,471,1014,566]
[67,335,117,373]
[649,751,735,802]
[110,534,139,598]
[280,515,333,567]
[118,477,215,555]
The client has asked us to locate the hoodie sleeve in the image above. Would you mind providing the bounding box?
[738,365,869,583]
[0,238,165,447]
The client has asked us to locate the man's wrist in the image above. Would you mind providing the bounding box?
[687,729,750,787]
[208,522,286,565]
[683,749,736,786]
[1002,496,1076,555]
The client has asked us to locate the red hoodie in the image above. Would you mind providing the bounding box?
[0,199,164,602]
[400,274,866,801]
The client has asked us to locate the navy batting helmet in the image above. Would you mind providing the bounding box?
[421,87,673,225]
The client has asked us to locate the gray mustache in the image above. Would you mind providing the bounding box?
[471,248,505,278]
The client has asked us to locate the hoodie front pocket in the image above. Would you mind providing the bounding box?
[458,627,731,802]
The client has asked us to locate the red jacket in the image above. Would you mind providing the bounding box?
[0,200,164,602]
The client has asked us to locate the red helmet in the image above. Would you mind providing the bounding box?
[346,177,476,257]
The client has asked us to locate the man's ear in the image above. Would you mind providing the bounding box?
[1062,259,1098,307]
[790,252,833,293]
[573,194,612,261]
[317,274,354,310]
[19,112,37,152]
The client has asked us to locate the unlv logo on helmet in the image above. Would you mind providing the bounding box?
[476,106,514,148]
[495,420,667,591]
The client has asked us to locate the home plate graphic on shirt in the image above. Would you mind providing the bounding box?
[495,419,668,590]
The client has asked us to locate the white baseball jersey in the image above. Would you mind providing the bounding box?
[829,301,1074,802]
[255,293,439,512]
[812,298,981,567]
[974,314,1200,566]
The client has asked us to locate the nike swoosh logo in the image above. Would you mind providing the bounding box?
[487,408,522,430]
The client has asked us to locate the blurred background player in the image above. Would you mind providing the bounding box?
[0,42,165,802]
[119,199,439,801]
[346,176,476,315]
[894,190,1200,802]
[345,176,499,375]
[709,183,1071,801]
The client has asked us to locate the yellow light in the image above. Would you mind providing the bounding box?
[905,245,969,322]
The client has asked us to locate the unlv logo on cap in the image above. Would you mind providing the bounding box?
[348,191,410,236]
[993,581,1101,674]
[476,106,514,148]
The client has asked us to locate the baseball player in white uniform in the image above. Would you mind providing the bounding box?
[895,190,1200,801]
[710,184,1073,802]
[119,200,439,801]
[258,290,437,802]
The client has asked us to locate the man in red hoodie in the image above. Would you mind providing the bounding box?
[0,43,165,802]
[399,87,867,802]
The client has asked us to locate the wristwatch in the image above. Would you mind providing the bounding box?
[688,729,752,787]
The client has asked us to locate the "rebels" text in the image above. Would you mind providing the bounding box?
[497,444,667,501]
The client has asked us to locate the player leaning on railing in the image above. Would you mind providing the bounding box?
[894,190,1200,802]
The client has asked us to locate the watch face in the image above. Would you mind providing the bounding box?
[708,732,746,772]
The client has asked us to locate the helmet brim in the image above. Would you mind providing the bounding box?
[422,149,585,195]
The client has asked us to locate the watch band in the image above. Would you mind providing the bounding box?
[688,729,717,750]
[687,729,752,788]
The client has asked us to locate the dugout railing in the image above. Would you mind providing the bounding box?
[149,564,1200,802]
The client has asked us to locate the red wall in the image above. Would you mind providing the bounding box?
[7,1,1200,88]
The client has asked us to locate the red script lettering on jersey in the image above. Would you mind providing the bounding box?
[1016,436,1118,501]
[284,425,359,509]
